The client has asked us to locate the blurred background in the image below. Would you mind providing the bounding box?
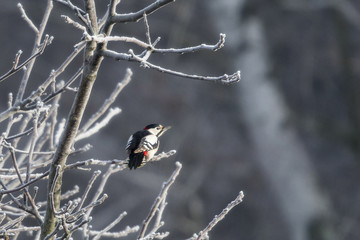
[1,0,360,239]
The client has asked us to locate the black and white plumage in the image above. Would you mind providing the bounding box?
[126,124,171,169]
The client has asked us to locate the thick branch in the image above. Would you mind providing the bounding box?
[84,0,98,33]
[41,39,104,239]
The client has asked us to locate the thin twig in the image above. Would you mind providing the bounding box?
[78,68,132,134]
[143,13,152,45]
[37,67,83,107]
[76,170,101,211]
[89,225,140,238]
[75,107,121,141]
[81,165,122,237]
[92,211,128,240]
[111,0,176,23]
[138,161,182,239]
[0,42,85,123]
[67,194,108,222]
[54,0,86,16]
[26,103,43,184]
[189,191,245,240]
[0,36,51,83]
[64,159,126,170]
[17,3,39,33]
[102,49,241,84]
[0,170,49,195]
[3,226,41,234]
[61,15,87,32]
[9,148,23,185]
[49,166,61,215]
[15,0,53,103]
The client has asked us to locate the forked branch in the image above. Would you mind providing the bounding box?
[0,36,52,83]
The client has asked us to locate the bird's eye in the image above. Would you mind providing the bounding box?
[156,127,161,130]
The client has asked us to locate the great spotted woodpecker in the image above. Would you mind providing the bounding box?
[126,124,171,169]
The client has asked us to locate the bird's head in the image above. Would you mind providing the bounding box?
[144,124,171,137]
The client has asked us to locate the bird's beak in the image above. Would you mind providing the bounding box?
[158,126,171,137]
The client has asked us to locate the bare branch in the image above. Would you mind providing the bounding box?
[138,161,182,239]
[142,231,169,240]
[85,33,225,55]
[54,0,86,16]
[80,165,123,237]
[64,158,126,171]
[132,50,240,84]
[0,215,26,232]
[21,42,86,109]
[111,0,175,23]
[0,36,52,83]
[67,194,108,222]
[17,3,39,33]
[15,0,53,103]
[78,68,132,134]
[5,108,50,141]
[61,15,87,32]
[89,225,140,238]
[154,33,226,53]
[77,170,101,211]
[9,148,24,185]
[92,211,128,240]
[143,13,152,44]
[3,226,41,234]
[189,191,245,240]
[75,107,121,141]
[26,103,44,184]
[84,0,99,33]
[64,150,175,171]
[0,42,85,123]
[43,221,61,240]
[49,166,61,215]
[0,170,49,195]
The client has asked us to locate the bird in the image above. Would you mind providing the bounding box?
[125,124,171,169]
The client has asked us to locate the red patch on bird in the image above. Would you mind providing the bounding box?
[144,151,149,157]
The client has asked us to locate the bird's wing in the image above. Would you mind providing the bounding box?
[125,134,134,153]
[134,134,158,153]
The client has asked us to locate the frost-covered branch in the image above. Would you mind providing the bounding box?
[111,0,175,23]
[0,36,52,83]
[138,161,182,239]
[188,191,245,240]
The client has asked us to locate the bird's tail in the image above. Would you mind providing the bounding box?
[128,152,144,170]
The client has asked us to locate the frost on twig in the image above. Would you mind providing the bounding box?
[188,191,245,240]
[0,35,52,83]
[138,161,182,239]
[77,68,133,138]
[75,107,121,141]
